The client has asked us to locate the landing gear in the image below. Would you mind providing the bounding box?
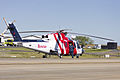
[76,55,79,58]
[43,54,47,58]
[59,55,62,58]
[80,54,82,56]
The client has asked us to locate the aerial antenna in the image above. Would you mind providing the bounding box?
[2,17,16,36]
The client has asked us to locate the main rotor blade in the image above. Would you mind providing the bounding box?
[19,29,72,33]
[68,32,114,41]
[19,30,55,33]
[4,29,72,34]
[4,30,55,34]
[2,28,8,34]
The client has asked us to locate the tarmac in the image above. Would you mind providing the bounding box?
[0,58,120,80]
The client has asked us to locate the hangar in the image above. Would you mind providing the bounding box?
[0,35,42,46]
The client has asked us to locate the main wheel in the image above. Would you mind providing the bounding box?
[59,55,62,58]
[76,55,79,58]
[80,54,82,56]
[43,55,47,58]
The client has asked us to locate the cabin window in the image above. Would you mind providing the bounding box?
[42,35,44,38]
[46,35,48,38]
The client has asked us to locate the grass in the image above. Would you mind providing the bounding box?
[0,52,43,58]
[0,47,41,58]
[1,47,33,51]
[85,49,112,53]
[80,54,102,58]
[0,47,120,58]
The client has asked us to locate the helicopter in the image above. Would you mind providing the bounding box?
[1,18,114,58]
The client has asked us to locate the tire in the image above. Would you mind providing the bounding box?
[80,54,82,56]
[76,56,79,58]
[59,55,62,58]
[43,55,47,58]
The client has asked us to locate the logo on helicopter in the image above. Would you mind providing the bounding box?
[38,44,47,48]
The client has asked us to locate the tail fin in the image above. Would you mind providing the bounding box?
[8,23,22,41]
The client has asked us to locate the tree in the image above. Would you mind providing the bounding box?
[74,36,94,45]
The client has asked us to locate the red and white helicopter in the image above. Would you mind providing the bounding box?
[1,18,114,58]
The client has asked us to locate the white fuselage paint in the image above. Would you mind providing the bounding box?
[22,34,83,55]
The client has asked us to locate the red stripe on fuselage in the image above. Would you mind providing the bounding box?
[53,33,64,54]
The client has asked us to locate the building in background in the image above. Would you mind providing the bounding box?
[0,35,42,46]
[107,42,117,49]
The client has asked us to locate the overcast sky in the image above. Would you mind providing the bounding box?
[0,0,120,45]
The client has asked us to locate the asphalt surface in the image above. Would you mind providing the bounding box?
[0,58,120,80]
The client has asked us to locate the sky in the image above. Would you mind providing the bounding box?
[0,0,120,45]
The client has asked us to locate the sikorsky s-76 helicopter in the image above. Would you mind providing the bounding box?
[1,18,114,58]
